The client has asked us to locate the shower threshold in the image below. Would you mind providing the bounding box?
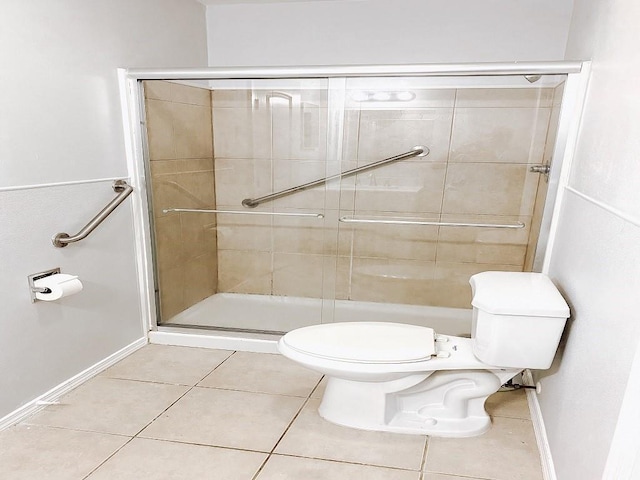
[160,293,472,336]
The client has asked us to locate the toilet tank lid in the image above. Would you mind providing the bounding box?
[470,272,570,317]
[281,322,436,363]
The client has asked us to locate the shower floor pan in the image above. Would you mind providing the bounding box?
[162,293,472,337]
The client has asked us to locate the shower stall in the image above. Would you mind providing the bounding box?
[121,62,585,343]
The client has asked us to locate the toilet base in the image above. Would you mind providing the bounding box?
[317,368,520,437]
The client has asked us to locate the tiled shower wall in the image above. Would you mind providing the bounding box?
[212,84,562,309]
[144,81,218,320]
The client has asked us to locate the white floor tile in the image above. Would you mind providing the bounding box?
[274,399,426,470]
[424,416,543,480]
[0,425,127,480]
[101,344,233,386]
[86,437,267,480]
[256,454,420,480]
[198,351,322,397]
[26,377,188,436]
[140,387,305,452]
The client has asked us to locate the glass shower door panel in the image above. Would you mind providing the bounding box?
[335,76,565,315]
[209,78,333,333]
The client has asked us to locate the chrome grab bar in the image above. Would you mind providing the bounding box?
[52,180,134,248]
[339,216,525,229]
[163,208,323,218]
[242,145,429,208]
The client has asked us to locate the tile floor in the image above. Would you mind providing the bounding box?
[0,345,544,480]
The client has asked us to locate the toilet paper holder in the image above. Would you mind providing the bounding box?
[28,267,60,302]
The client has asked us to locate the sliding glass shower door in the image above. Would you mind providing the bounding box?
[142,72,565,333]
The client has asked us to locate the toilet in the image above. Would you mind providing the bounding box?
[278,271,570,437]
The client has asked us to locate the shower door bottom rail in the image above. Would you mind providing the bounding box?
[339,216,525,229]
[163,208,324,218]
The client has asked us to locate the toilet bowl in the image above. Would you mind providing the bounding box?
[278,272,570,437]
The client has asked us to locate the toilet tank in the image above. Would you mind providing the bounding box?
[469,272,570,370]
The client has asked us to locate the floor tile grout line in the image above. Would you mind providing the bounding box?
[250,453,272,480]
[268,396,312,455]
[193,350,238,386]
[80,435,137,480]
[420,435,430,479]
[132,435,273,455]
[269,451,424,473]
[191,384,314,399]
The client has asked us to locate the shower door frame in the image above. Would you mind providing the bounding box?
[117,61,589,350]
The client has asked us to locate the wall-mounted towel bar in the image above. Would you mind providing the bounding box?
[163,208,324,218]
[52,180,134,247]
[339,216,526,229]
[242,145,429,208]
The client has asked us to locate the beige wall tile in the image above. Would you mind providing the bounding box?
[348,212,439,261]
[180,211,217,260]
[175,170,216,209]
[217,250,272,294]
[272,106,327,161]
[212,107,272,159]
[271,159,328,210]
[450,107,550,164]
[442,163,539,216]
[149,160,177,176]
[349,257,437,305]
[154,214,183,269]
[356,109,454,163]
[170,82,211,106]
[183,253,217,307]
[455,88,554,108]
[173,103,213,159]
[145,99,175,160]
[273,253,324,298]
[212,89,265,108]
[334,255,352,300]
[158,264,186,321]
[214,158,272,207]
[177,158,214,173]
[354,162,447,214]
[144,80,172,102]
[150,173,182,217]
[215,213,273,251]
[436,241,526,266]
[272,212,337,255]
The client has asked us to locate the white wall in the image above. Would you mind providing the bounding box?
[0,0,207,420]
[205,0,574,66]
[536,0,640,478]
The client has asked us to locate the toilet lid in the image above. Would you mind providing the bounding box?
[281,322,436,363]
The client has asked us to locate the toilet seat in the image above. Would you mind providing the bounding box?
[280,322,436,364]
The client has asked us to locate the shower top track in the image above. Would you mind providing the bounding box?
[125,61,583,80]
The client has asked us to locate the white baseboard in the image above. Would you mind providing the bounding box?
[149,330,279,354]
[523,370,557,480]
[0,336,147,431]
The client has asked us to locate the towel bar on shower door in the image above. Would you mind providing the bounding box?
[52,179,134,247]
[338,216,526,229]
